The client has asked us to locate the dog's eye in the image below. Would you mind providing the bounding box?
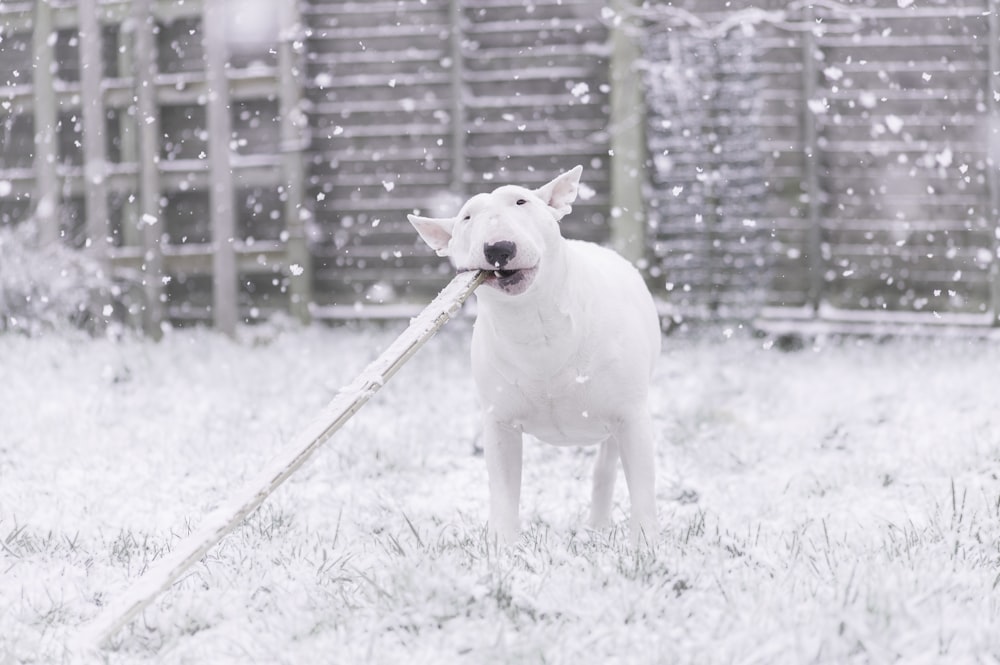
[463,215,471,221]
[516,199,527,206]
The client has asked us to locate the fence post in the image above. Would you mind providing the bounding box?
[448,0,467,196]
[278,0,312,324]
[609,0,647,265]
[132,0,165,337]
[78,0,110,267]
[203,0,238,335]
[116,22,140,251]
[987,0,1000,325]
[31,0,60,246]
[801,5,825,315]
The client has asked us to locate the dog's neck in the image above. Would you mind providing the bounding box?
[474,243,576,353]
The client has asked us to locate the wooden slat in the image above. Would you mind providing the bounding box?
[278,0,312,324]
[203,0,237,335]
[78,0,110,262]
[988,0,1000,325]
[30,0,59,245]
[609,0,647,263]
[132,0,165,336]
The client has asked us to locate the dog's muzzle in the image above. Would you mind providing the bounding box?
[473,240,537,294]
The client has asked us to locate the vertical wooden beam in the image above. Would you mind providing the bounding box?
[987,0,1000,325]
[801,6,825,315]
[278,0,312,324]
[32,0,60,245]
[608,0,647,265]
[77,0,110,265]
[203,0,238,334]
[116,17,140,251]
[448,0,466,195]
[132,0,165,337]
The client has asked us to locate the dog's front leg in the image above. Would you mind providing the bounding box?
[589,439,618,529]
[482,417,523,545]
[612,411,658,546]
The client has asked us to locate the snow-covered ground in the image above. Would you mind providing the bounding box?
[2,321,999,663]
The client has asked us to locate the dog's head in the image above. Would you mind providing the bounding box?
[408,166,582,296]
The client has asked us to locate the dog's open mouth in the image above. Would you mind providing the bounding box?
[482,266,538,294]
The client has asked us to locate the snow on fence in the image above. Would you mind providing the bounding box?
[0,0,610,333]
[643,28,769,320]
[640,0,1000,329]
[305,0,611,313]
[5,0,1000,333]
[0,0,314,335]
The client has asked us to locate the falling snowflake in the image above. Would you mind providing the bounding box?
[570,82,590,99]
[807,98,829,114]
[823,66,843,81]
[935,147,953,168]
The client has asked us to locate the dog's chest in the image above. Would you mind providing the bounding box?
[475,344,617,444]
[511,374,612,444]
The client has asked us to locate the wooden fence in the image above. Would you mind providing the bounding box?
[6,0,1000,334]
[0,0,612,334]
[305,0,613,315]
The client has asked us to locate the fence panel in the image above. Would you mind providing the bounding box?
[302,0,456,312]
[640,0,1000,328]
[1,0,614,329]
[303,0,611,313]
[460,0,610,238]
[643,30,770,319]
[815,1,993,319]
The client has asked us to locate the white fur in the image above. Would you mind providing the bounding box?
[408,166,661,545]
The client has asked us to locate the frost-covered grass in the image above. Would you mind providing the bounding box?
[2,322,999,663]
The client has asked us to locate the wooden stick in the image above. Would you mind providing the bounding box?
[74,270,485,651]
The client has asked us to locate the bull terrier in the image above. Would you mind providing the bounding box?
[408,166,661,545]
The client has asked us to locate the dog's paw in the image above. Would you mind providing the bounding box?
[629,519,660,549]
[485,523,519,550]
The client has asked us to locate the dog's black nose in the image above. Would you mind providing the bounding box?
[484,241,517,268]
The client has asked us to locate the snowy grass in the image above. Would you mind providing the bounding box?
[2,322,999,663]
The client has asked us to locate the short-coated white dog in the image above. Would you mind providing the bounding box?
[408,166,661,545]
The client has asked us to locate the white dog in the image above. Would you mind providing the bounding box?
[408,166,661,545]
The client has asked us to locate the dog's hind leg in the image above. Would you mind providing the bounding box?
[589,438,618,529]
[613,411,658,546]
[483,418,523,545]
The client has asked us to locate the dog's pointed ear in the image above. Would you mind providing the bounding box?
[534,165,583,220]
[408,214,455,256]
